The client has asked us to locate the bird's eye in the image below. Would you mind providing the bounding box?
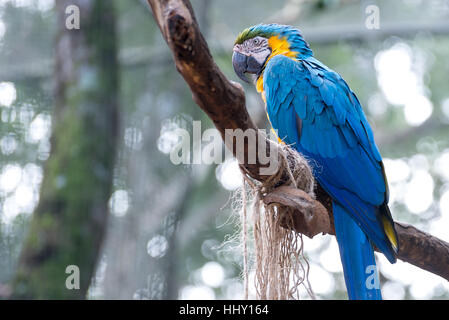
[253,38,259,45]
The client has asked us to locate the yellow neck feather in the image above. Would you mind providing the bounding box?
[256,35,298,94]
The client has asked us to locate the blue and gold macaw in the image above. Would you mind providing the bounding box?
[232,24,398,300]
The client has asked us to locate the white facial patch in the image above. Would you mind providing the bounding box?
[242,36,271,64]
[252,48,271,64]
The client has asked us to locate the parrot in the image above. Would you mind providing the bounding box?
[232,24,398,300]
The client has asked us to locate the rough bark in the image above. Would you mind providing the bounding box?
[394,222,449,281]
[11,0,119,299]
[147,0,449,282]
[266,186,449,281]
[263,186,332,238]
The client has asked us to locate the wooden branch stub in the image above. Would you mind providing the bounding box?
[263,186,333,238]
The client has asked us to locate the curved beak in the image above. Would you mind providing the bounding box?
[232,50,265,83]
[232,51,250,83]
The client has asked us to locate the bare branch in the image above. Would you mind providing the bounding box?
[395,222,449,281]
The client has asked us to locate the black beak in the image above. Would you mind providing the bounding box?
[232,51,250,83]
[232,51,264,83]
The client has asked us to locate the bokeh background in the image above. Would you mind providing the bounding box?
[0,0,449,299]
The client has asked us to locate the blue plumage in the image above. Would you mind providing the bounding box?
[333,202,382,300]
[255,27,398,299]
[233,24,398,299]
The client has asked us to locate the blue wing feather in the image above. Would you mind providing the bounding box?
[263,55,396,263]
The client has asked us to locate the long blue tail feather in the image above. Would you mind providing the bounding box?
[333,202,382,300]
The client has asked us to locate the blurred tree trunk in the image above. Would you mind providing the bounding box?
[11,0,119,299]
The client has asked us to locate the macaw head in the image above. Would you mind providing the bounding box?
[232,24,313,83]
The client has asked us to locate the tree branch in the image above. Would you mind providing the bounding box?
[147,0,449,282]
[264,186,449,281]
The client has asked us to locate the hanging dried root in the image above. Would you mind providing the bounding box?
[239,141,329,300]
